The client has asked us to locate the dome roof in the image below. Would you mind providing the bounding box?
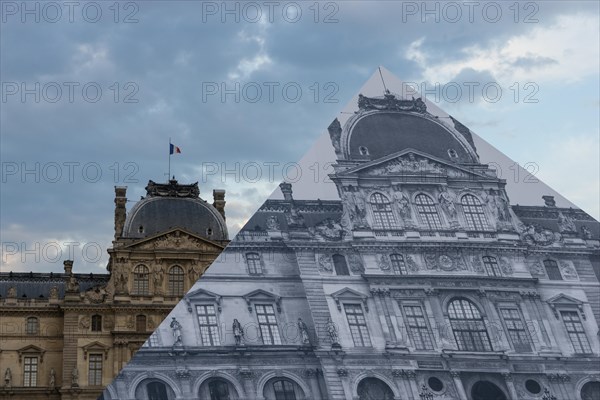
[122,180,228,241]
[339,94,478,163]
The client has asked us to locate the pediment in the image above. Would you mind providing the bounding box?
[546,293,583,306]
[123,228,225,252]
[184,288,222,313]
[82,341,110,359]
[243,289,281,312]
[340,149,493,180]
[331,287,369,312]
[17,345,45,362]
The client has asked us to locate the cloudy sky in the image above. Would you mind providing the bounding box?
[1,1,598,273]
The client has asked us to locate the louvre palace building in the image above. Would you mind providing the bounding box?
[102,93,600,400]
[0,179,230,400]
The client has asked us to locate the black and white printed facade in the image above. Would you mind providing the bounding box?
[103,93,600,400]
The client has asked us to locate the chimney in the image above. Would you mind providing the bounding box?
[213,189,226,220]
[63,260,73,275]
[114,186,127,239]
[542,195,556,207]
[280,182,294,201]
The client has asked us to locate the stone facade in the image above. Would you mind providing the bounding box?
[0,180,229,400]
[104,94,599,400]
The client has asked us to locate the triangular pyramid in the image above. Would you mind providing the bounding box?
[102,68,599,400]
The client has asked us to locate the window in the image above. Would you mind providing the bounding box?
[136,315,146,332]
[448,299,492,352]
[415,194,442,230]
[147,381,169,400]
[272,379,298,400]
[23,356,38,387]
[344,304,371,347]
[448,149,458,159]
[26,317,39,335]
[88,354,103,386]
[196,305,220,346]
[461,194,488,230]
[168,266,185,296]
[403,305,434,350]
[500,308,532,352]
[581,381,600,400]
[544,259,563,280]
[256,304,281,345]
[332,254,349,276]
[482,256,501,277]
[246,253,262,275]
[390,254,407,275]
[133,265,150,295]
[525,380,541,395]
[357,378,395,400]
[147,331,160,347]
[91,315,102,332]
[370,193,397,229]
[561,311,591,353]
[208,379,232,400]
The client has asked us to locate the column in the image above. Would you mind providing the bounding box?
[404,371,421,400]
[502,373,519,400]
[450,371,468,400]
[305,369,323,400]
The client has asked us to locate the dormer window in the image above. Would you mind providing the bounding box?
[206,227,213,236]
[138,225,144,234]
[448,149,458,160]
[359,146,369,156]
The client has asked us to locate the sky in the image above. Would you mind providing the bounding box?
[1,1,598,273]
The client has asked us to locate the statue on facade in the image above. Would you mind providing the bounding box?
[4,368,11,388]
[49,368,56,387]
[557,212,577,233]
[153,265,164,291]
[66,274,79,292]
[49,286,59,300]
[438,187,457,221]
[298,318,310,345]
[7,286,16,298]
[71,367,79,387]
[394,191,412,220]
[580,225,593,240]
[325,318,340,348]
[170,318,183,346]
[233,319,244,346]
[266,215,280,231]
[349,192,369,228]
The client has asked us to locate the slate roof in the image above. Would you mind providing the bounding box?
[0,272,109,299]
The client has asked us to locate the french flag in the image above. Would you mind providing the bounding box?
[169,143,182,155]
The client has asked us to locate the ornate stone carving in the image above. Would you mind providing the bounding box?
[153,265,164,292]
[145,179,199,198]
[7,286,16,298]
[233,319,244,346]
[580,225,593,239]
[326,318,340,348]
[337,368,348,377]
[557,212,577,233]
[150,231,209,250]
[175,367,191,379]
[49,368,56,387]
[358,92,427,113]
[425,253,466,271]
[393,191,413,224]
[406,255,419,272]
[126,316,134,329]
[71,367,79,387]
[310,218,343,241]
[317,254,333,273]
[85,286,106,303]
[4,368,12,388]
[342,190,368,229]
[371,153,447,176]
[298,318,310,345]
[499,257,513,275]
[104,315,115,330]
[66,275,80,292]
[471,256,484,273]
[519,224,562,246]
[527,261,545,277]
[348,254,365,273]
[377,255,391,272]
[170,317,183,346]
[485,189,512,224]
[438,187,458,223]
[49,286,59,300]
[559,261,578,280]
[79,316,90,330]
[266,215,280,231]
[328,118,342,154]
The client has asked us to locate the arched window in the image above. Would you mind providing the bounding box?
[448,298,492,352]
[414,194,442,230]
[263,378,304,400]
[390,254,407,275]
[543,259,563,280]
[245,253,262,275]
[370,193,397,229]
[357,378,395,400]
[26,317,39,335]
[200,378,239,400]
[359,146,369,156]
[168,266,185,296]
[332,254,349,276]
[91,314,102,332]
[461,194,488,231]
[581,381,600,400]
[133,265,150,295]
[147,382,169,400]
[482,256,501,277]
[136,315,146,332]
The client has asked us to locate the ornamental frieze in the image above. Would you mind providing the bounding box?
[308,218,344,241]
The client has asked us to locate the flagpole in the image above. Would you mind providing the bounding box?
[168,137,171,180]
